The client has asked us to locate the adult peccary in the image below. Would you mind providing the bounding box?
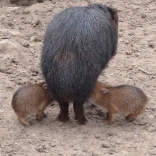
[41,4,118,124]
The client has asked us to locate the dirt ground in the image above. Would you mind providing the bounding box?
[0,0,156,155]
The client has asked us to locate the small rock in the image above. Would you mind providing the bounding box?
[50,143,56,147]
[37,148,44,153]
[149,43,154,48]
[35,20,41,26]
[107,133,114,136]
[135,53,139,57]
[126,51,132,55]
[138,121,147,125]
[95,135,101,139]
[42,144,48,149]
[22,11,30,15]
[141,14,146,18]
[30,36,36,42]
[101,143,110,148]
[96,110,105,117]
[30,68,39,76]
[148,114,155,119]
[32,133,36,137]
[129,32,134,36]
[134,134,137,137]
[23,43,29,48]
[125,40,129,44]
[108,149,115,154]
[11,58,19,65]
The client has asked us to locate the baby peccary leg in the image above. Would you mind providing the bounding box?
[125,109,145,122]
[73,102,87,124]
[106,111,115,125]
[18,116,30,126]
[15,111,30,126]
[36,102,49,121]
[58,102,69,122]
[106,107,118,124]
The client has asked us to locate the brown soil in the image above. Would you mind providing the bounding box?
[0,0,156,155]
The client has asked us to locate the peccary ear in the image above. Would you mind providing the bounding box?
[100,88,108,94]
[43,84,48,89]
[107,7,118,26]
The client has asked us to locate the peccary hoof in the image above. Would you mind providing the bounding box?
[75,116,87,124]
[125,115,134,122]
[57,113,70,122]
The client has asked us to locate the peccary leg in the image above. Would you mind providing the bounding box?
[107,107,119,124]
[73,102,87,124]
[58,102,69,122]
[18,116,30,126]
[125,109,145,122]
[106,105,119,124]
[36,102,49,120]
[106,111,115,125]
[15,112,30,126]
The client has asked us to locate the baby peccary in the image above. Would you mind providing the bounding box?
[89,81,148,124]
[11,82,54,126]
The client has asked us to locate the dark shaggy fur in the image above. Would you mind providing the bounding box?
[41,3,118,123]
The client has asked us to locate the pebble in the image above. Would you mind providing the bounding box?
[149,43,154,48]
[148,114,155,119]
[23,42,29,48]
[30,36,36,42]
[107,133,114,136]
[101,143,110,148]
[95,135,101,139]
[50,143,56,147]
[141,14,146,18]
[126,51,132,55]
[37,148,44,153]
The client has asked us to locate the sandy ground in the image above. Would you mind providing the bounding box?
[0,0,156,155]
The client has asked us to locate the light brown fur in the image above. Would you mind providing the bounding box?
[11,82,54,126]
[89,81,148,124]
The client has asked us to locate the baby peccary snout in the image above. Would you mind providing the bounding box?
[11,82,54,126]
[89,81,148,124]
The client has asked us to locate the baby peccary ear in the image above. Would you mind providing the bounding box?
[43,84,48,89]
[100,88,108,94]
